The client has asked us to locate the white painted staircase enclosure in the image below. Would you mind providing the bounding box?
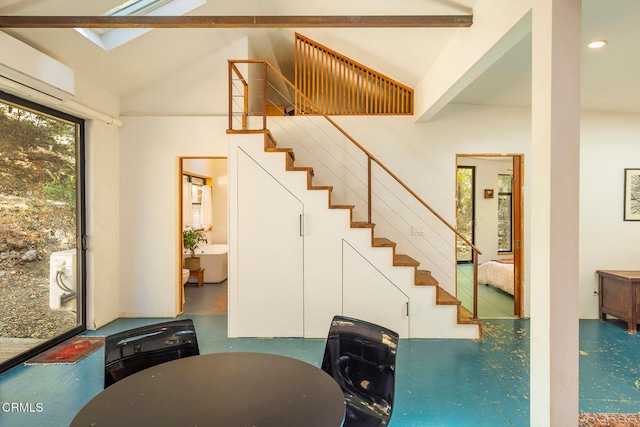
[228,132,479,339]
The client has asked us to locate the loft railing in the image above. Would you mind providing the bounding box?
[294,33,413,115]
[228,59,482,319]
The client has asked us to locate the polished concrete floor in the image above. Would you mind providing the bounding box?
[1,285,639,426]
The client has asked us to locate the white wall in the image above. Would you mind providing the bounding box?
[211,159,228,244]
[119,117,229,317]
[114,37,247,317]
[122,37,249,116]
[61,77,123,330]
[579,111,640,318]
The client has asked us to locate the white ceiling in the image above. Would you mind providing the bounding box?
[453,0,640,114]
[1,0,639,114]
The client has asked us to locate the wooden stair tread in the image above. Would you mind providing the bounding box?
[265,146,295,160]
[330,204,355,210]
[373,237,396,248]
[309,185,332,191]
[436,287,460,305]
[458,306,482,325]
[415,269,438,286]
[289,166,313,174]
[394,254,420,267]
[351,222,375,229]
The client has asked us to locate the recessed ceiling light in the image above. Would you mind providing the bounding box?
[587,40,607,49]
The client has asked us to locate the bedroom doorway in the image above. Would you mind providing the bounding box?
[456,155,524,318]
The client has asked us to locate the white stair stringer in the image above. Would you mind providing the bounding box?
[228,132,480,339]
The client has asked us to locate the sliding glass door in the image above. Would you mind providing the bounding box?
[0,92,85,373]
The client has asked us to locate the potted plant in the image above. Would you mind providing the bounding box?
[183,226,207,271]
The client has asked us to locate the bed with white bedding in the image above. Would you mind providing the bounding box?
[477,260,514,296]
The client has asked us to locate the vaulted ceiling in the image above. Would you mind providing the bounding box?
[0,0,639,114]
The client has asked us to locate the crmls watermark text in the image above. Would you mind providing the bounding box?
[1,402,44,413]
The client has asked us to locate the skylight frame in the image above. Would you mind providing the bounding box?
[92,0,173,36]
[105,0,173,17]
[75,0,206,51]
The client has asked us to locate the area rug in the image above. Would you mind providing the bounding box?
[25,336,104,365]
[579,413,640,426]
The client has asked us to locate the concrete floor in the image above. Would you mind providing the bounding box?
[1,285,639,426]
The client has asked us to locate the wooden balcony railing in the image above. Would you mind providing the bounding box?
[294,33,413,115]
[228,60,482,319]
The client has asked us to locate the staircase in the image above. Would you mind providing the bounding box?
[262,131,481,337]
[227,59,482,340]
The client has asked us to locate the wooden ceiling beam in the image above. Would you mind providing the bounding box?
[0,15,472,29]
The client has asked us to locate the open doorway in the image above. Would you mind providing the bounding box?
[179,157,228,316]
[456,155,524,318]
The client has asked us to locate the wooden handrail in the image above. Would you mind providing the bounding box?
[295,33,413,115]
[228,59,482,255]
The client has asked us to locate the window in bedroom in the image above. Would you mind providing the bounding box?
[497,174,513,252]
[456,166,475,262]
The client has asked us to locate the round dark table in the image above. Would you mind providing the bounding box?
[70,352,345,427]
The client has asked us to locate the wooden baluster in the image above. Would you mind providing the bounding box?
[228,61,233,130]
[332,54,336,114]
[262,63,267,129]
[308,41,312,113]
[322,48,327,114]
[295,38,298,112]
[340,57,344,114]
[309,41,313,113]
[242,75,248,130]
[352,63,356,114]
[384,78,388,114]
[473,251,479,319]
[368,156,372,224]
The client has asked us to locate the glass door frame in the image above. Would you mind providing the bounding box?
[0,91,86,374]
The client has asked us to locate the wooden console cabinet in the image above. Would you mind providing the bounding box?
[597,270,640,333]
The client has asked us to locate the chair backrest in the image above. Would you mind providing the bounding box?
[321,315,399,427]
[104,319,200,388]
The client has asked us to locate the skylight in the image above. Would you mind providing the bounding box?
[105,0,173,17]
[75,0,206,51]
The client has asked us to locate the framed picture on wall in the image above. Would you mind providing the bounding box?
[484,189,494,199]
[624,168,640,221]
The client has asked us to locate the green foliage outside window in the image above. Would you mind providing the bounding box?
[498,174,513,252]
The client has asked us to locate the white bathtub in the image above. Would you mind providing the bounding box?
[183,244,228,284]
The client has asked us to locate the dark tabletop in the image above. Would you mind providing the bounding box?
[70,352,346,427]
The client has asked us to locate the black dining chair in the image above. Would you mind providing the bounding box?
[104,319,200,388]
[321,315,399,427]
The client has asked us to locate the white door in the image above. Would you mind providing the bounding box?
[237,149,304,337]
[342,241,410,337]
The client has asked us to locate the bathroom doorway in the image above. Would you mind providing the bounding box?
[179,157,228,315]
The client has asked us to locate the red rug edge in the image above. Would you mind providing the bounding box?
[24,336,105,365]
